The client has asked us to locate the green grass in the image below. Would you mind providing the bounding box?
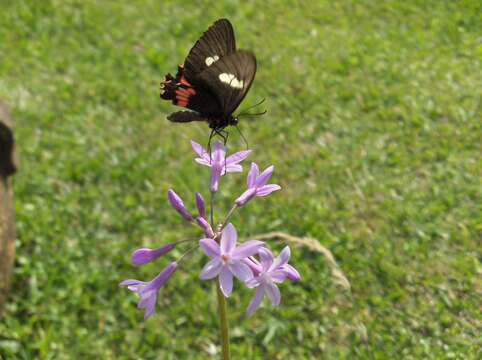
[0,0,481,358]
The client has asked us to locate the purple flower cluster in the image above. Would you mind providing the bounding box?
[120,141,299,319]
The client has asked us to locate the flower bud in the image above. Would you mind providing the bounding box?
[168,189,193,221]
[196,216,215,238]
[195,192,206,219]
[131,244,176,266]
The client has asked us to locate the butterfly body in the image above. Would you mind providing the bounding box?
[160,19,256,133]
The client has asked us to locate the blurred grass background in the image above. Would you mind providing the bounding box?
[0,0,481,358]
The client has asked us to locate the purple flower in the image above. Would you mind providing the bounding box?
[131,244,176,266]
[199,223,264,297]
[168,189,193,221]
[245,246,299,317]
[235,163,281,206]
[191,140,251,193]
[120,262,178,320]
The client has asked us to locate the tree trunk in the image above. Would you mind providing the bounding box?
[0,101,17,315]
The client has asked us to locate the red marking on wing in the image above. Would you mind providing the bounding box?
[179,75,191,87]
[174,84,196,108]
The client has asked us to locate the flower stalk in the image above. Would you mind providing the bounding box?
[221,204,238,231]
[217,283,231,360]
[211,190,231,359]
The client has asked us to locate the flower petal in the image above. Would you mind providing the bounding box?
[194,158,211,167]
[127,283,146,292]
[119,279,144,288]
[282,264,301,281]
[256,165,274,187]
[138,289,156,308]
[246,276,262,288]
[247,162,259,188]
[271,246,291,270]
[200,258,222,280]
[256,184,281,197]
[226,150,251,166]
[212,141,226,165]
[235,188,257,207]
[265,282,281,306]
[225,164,242,173]
[228,260,253,282]
[270,270,288,283]
[220,223,237,255]
[142,298,157,320]
[219,267,233,297]
[246,285,265,317]
[199,238,220,257]
[210,164,223,193]
[232,240,265,259]
[258,247,274,272]
[139,291,157,320]
[191,140,209,161]
[242,257,263,276]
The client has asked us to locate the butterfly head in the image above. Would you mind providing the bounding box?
[228,116,239,126]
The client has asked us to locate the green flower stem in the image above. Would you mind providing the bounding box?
[220,204,238,231]
[216,284,231,360]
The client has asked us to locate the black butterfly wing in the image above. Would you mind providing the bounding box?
[197,50,256,116]
[167,110,207,123]
[160,66,223,116]
[184,18,236,81]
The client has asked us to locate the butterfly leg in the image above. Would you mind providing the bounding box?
[220,129,229,146]
[212,128,229,145]
[214,129,229,175]
[207,128,216,161]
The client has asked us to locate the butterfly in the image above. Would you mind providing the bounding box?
[160,18,260,142]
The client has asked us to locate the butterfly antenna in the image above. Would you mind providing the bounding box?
[239,109,267,117]
[235,125,249,150]
[238,98,266,117]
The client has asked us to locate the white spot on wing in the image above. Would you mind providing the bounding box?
[205,55,219,66]
[218,73,244,89]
